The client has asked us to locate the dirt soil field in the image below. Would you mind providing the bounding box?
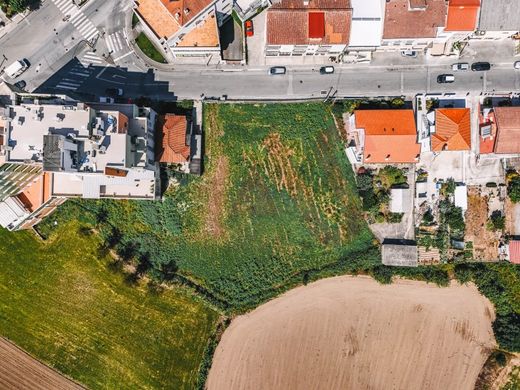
[0,338,84,390]
[207,276,496,390]
[465,187,499,260]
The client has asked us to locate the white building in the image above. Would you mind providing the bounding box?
[0,90,158,230]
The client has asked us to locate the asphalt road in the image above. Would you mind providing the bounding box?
[1,1,520,101]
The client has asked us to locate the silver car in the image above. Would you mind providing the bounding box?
[452,63,469,71]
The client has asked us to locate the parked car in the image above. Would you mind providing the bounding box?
[245,20,254,37]
[471,62,491,71]
[319,66,334,74]
[451,63,469,71]
[105,88,123,97]
[14,80,26,90]
[99,96,115,103]
[268,66,286,75]
[514,61,520,69]
[437,74,455,83]
[400,50,418,58]
[4,59,30,78]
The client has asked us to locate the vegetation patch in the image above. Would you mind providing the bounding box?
[0,222,219,389]
[135,32,166,63]
[38,103,378,312]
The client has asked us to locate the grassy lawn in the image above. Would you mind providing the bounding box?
[0,222,219,389]
[37,103,379,311]
[135,32,166,63]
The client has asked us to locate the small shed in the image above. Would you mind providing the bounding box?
[390,188,412,213]
[508,240,520,264]
[382,239,418,267]
[416,181,428,198]
[454,184,467,211]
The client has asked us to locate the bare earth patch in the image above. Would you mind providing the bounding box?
[465,187,499,261]
[0,338,84,389]
[204,156,229,239]
[208,276,496,390]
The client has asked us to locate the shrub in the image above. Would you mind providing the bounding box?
[508,175,520,203]
[422,209,434,225]
[487,210,505,231]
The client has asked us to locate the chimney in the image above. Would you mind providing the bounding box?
[392,127,395,132]
[174,12,180,19]
[303,0,309,5]
[184,7,190,15]
[385,154,390,160]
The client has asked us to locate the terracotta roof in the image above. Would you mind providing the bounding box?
[445,0,480,31]
[176,11,220,47]
[355,109,420,164]
[157,114,190,164]
[383,0,447,39]
[16,172,52,213]
[136,0,179,39]
[493,107,520,154]
[432,108,471,151]
[509,240,520,264]
[267,0,352,45]
[161,0,213,27]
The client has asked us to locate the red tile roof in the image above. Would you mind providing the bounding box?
[355,109,420,163]
[493,107,520,154]
[383,0,447,39]
[161,0,213,27]
[267,0,352,45]
[432,108,471,151]
[509,240,520,264]
[445,0,480,31]
[157,114,190,164]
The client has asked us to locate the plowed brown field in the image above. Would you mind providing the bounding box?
[0,338,84,390]
[208,276,496,390]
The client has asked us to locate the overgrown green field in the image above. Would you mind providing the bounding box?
[38,103,379,311]
[0,222,219,389]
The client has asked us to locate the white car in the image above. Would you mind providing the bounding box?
[400,50,418,58]
[452,63,469,71]
[514,61,520,69]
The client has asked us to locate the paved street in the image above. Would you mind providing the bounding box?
[1,1,520,101]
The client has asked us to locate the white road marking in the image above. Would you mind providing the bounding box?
[51,0,99,42]
[106,32,125,53]
[56,84,78,90]
[114,51,133,62]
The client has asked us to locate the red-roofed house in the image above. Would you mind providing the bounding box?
[157,114,192,170]
[445,0,480,32]
[431,108,471,151]
[265,0,352,57]
[493,107,520,154]
[346,109,420,164]
[381,0,447,52]
[508,240,520,264]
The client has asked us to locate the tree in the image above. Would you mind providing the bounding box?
[508,175,520,203]
[487,210,505,231]
[8,0,28,13]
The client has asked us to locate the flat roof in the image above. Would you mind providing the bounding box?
[7,103,90,162]
[478,0,520,31]
[349,0,384,46]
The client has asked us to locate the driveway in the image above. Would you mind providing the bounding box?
[246,11,265,66]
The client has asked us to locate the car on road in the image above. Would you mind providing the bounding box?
[245,20,254,37]
[4,59,30,78]
[514,61,520,69]
[400,50,418,58]
[437,74,455,83]
[14,80,26,90]
[319,66,334,74]
[471,62,491,71]
[452,63,469,71]
[105,88,124,97]
[268,66,286,75]
[99,97,115,103]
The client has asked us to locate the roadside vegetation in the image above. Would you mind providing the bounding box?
[0,222,219,390]
[135,32,166,63]
[0,0,39,17]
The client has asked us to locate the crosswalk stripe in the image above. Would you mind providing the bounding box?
[57,81,81,87]
[51,0,100,41]
[56,84,78,90]
[84,30,99,41]
[69,71,90,77]
[115,34,123,51]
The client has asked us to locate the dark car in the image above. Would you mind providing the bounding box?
[268,66,286,75]
[105,88,123,97]
[14,80,26,90]
[437,74,455,83]
[471,62,491,71]
[319,66,334,74]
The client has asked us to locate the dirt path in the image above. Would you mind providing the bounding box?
[207,276,496,390]
[204,156,229,239]
[0,338,84,390]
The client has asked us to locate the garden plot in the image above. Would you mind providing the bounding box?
[465,186,504,261]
